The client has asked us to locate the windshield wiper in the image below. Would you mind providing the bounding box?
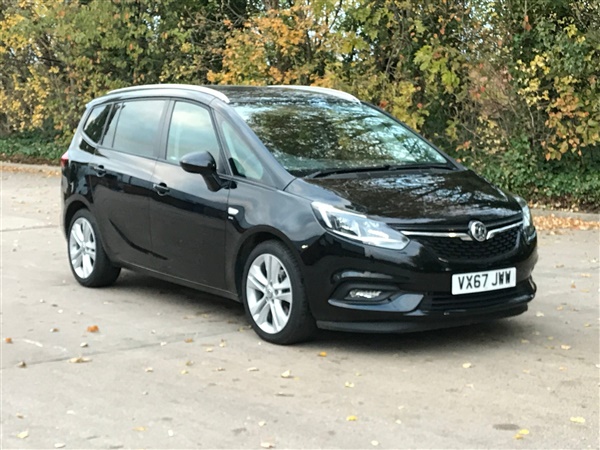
[306,162,455,179]
[306,165,393,178]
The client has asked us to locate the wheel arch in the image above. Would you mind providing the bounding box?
[233,227,305,301]
[63,197,91,236]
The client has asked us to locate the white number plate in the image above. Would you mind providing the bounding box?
[452,268,516,295]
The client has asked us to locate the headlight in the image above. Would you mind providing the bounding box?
[312,202,410,250]
[515,196,532,228]
[515,196,536,241]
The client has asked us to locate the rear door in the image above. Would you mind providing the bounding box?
[148,100,229,289]
[90,99,167,269]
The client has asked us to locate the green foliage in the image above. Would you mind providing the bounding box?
[0,134,63,163]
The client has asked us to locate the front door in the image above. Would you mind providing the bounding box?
[149,100,229,289]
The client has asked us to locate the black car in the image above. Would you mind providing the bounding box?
[61,84,538,344]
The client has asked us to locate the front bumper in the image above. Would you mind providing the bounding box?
[300,228,538,331]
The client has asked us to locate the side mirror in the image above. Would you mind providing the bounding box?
[180,151,216,176]
[180,151,224,192]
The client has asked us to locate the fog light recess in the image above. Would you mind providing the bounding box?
[348,289,383,300]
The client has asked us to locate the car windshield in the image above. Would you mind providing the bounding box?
[231,98,449,176]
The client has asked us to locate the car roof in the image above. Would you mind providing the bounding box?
[88,84,360,108]
[208,85,361,104]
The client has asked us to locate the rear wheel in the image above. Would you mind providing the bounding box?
[68,209,120,287]
[242,240,316,344]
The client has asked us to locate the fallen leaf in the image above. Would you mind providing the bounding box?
[5,337,12,344]
[17,430,29,439]
[215,367,225,372]
[260,442,274,449]
[281,370,292,378]
[180,370,188,375]
[184,338,194,343]
[86,325,99,333]
[514,434,524,440]
[80,342,88,348]
[133,426,146,431]
[275,392,294,397]
[580,273,591,278]
[16,413,24,419]
[560,344,571,350]
[570,416,585,424]
[523,369,531,374]
[54,443,66,448]
[584,323,591,327]
[521,339,530,344]
[318,351,327,357]
[145,367,153,372]
[17,361,26,368]
[556,305,564,311]
[395,419,402,424]
[518,429,530,435]
[371,440,379,446]
[596,364,600,369]
[185,360,194,366]
[346,415,358,421]
[219,340,227,348]
[547,336,554,340]
[69,356,91,363]
[559,366,567,371]
[50,327,59,333]
[160,341,167,346]
[462,362,472,369]
[344,381,355,388]
[535,312,545,317]
[258,420,267,427]
[570,281,576,288]
[247,367,259,372]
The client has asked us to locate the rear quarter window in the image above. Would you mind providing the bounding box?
[83,104,111,143]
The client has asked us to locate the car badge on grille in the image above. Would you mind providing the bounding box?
[468,220,487,242]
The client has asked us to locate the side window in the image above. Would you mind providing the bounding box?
[166,101,221,166]
[112,100,166,157]
[221,120,264,180]
[83,105,111,143]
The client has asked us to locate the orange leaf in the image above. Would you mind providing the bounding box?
[87,325,99,333]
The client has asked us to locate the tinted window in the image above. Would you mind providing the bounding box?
[101,103,121,147]
[221,120,263,180]
[83,105,111,143]
[112,100,166,157]
[166,101,220,165]
[233,100,448,175]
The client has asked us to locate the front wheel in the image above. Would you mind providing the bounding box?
[242,240,316,344]
[68,209,120,287]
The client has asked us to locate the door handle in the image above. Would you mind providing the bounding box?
[153,182,170,196]
[91,164,106,177]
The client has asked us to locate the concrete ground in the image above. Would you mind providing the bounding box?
[1,166,598,449]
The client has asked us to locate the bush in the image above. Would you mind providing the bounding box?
[0,134,64,165]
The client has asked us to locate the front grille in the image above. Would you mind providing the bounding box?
[415,227,520,261]
[421,281,533,313]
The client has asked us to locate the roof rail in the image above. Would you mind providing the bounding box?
[268,85,360,103]
[107,84,230,103]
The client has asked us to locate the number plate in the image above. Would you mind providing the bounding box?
[451,268,517,295]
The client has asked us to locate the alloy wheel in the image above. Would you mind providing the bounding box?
[69,217,97,279]
[246,253,293,334]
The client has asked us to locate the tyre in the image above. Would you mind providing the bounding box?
[68,209,120,287]
[242,240,317,344]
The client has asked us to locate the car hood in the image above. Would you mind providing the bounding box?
[285,169,522,229]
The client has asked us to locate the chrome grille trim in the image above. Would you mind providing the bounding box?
[401,221,523,242]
